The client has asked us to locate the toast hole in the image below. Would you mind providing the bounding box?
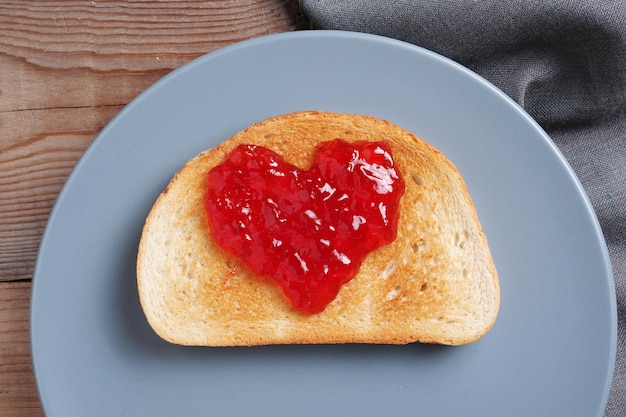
[410,171,423,186]
[462,268,468,279]
[455,231,468,249]
[386,285,402,300]
[420,281,428,292]
[263,133,277,140]
[412,240,426,254]
[378,259,397,279]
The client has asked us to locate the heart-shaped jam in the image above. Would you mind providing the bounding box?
[205,139,405,314]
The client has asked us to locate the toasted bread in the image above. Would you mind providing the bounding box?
[137,111,499,346]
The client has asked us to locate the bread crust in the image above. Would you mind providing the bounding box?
[137,111,499,346]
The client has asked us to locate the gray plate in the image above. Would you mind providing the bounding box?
[31,31,616,417]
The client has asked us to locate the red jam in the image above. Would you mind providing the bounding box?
[205,139,405,314]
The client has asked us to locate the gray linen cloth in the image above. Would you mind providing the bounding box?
[300,1,626,415]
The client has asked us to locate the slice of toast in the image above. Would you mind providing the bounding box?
[137,111,499,346]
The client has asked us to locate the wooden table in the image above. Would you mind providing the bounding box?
[0,2,306,415]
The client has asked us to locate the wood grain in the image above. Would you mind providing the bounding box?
[0,282,41,417]
[0,1,304,414]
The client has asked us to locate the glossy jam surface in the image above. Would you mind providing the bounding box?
[205,139,405,314]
